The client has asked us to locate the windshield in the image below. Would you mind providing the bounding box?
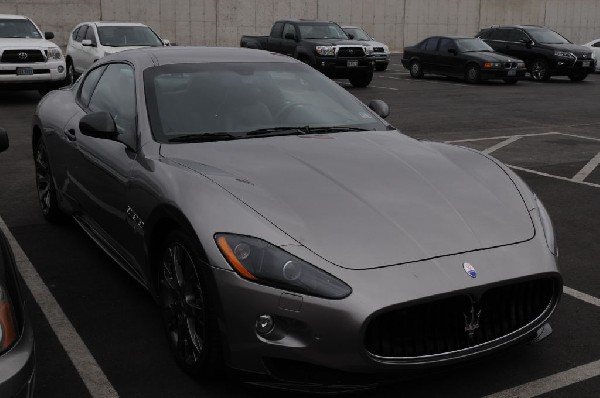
[527,29,570,44]
[343,28,371,41]
[144,62,387,142]
[456,38,493,52]
[0,19,42,39]
[97,26,163,47]
[298,23,348,40]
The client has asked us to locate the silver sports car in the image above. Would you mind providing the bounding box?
[33,47,562,388]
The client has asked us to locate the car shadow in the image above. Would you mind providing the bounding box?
[0,90,41,105]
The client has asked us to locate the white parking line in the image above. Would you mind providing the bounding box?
[446,132,559,144]
[484,358,600,398]
[483,136,522,154]
[0,216,118,398]
[370,85,399,91]
[563,286,600,307]
[508,165,600,189]
[572,152,600,183]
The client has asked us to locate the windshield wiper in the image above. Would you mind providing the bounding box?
[305,126,372,134]
[245,127,309,137]
[168,132,239,142]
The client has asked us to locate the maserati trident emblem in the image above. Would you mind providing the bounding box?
[463,262,477,278]
[464,304,482,338]
[18,52,28,60]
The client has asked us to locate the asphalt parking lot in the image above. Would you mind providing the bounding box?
[0,53,599,397]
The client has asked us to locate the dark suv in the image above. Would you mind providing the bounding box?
[477,25,595,81]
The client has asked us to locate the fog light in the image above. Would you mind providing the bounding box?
[256,314,274,335]
[58,66,64,73]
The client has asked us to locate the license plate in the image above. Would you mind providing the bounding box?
[582,61,591,67]
[507,69,516,76]
[16,67,34,76]
[347,60,358,67]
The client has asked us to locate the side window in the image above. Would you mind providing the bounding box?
[88,64,136,135]
[418,39,429,49]
[75,25,88,42]
[72,26,80,40]
[79,65,106,107]
[490,29,510,41]
[438,38,454,53]
[84,26,96,44]
[271,22,284,38]
[508,29,528,43]
[283,23,296,40]
[425,37,439,51]
[478,30,492,40]
[593,42,600,48]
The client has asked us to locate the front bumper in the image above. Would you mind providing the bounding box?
[481,67,528,80]
[373,53,390,64]
[0,59,66,87]
[0,314,36,398]
[314,56,375,78]
[549,58,596,75]
[211,234,561,385]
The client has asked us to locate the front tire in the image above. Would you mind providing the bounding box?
[568,72,589,81]
[531,59,551,81]
[349,69,373,87]
[34,139,65,222]
[65,60,76,85]
[159,229,222,378]
[409,60,424,78]
[465,64,481,84]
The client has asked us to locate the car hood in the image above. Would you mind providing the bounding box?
[466,51,522,62]
[303,38,367,47]
[160,131,534,270]
[541,43,591,54]
[102,45,154,54]
[0,38,58,50]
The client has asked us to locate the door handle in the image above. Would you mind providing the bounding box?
[65,128,77,142]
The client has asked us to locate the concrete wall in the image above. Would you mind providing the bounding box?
[1,0,600,50]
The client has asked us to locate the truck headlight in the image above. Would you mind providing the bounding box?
[364,46,374,56]
[46,47,63,60]
[315,46,336,56]
[215,234,352,299]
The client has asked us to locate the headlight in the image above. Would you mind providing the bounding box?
[484,62,502,68]
[383,45,390,54]
[534,195,557,256]
[315,46,336,56]
[0,284,17,354]
[215,234,352,299]
[46,47,62,60]
[364,46,374,56]
[554,50,573,58]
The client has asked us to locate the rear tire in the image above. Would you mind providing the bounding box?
[158,229,222,378]
[65,59,76,86]
[568,72,589,81]
[531,59,551,81]
[349,69,374,87]
[409,60,424,78]
[465,64,481,84]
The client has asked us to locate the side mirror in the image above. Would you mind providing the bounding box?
[347,33,355,40]
[284,32,296,41]
[521,38,533,48]
[44,31,54,40]
[162,39,170,46]
[448,48,458,55]
[368,100,390,119]
[82,39,96,47]
[0,128,8,153]
[79,112,118,140]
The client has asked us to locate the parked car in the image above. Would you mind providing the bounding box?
[33,47,561,389]
[582,38,600,72]
[0,14,66,95]
[477,25,596,81]
[241,19,375,87]
[402,36,527,84]
[341,25,390,71]
[0,128,36,398]
[66,21,167,79]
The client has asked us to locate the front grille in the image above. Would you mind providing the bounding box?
[373,47,385,53]
[365,278,557,358]
[1,49,45,63]
[337,47,365,57]
[504,62,518,69]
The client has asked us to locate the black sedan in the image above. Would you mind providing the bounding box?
[402,36,527,84]
[0,129,35,398]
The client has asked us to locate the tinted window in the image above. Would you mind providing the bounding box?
[270,22,284,38]
[438,38,455,53]
[508,29,529,43]
[489,29,510,41]
[594,42,600,48]
[425,38,439,51]
[85,26,96,43]
[298,23,347,40]
[72,26,80,40]
[97,26,162,47]
[79,66,106,107]
[343,27,371,41]
[76,25,88,42]
[283,23,296,40]
[0,18,42,39]
[527,29,570,44]
[89,64,136,135]
[478,30,493,39]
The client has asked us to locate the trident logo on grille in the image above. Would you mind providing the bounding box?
[464,304,482,338]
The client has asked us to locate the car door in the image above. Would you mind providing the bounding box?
[80,25,101,71]
[505,29,534,64]
[71,25,89,74]
[436,38,462,76]
[420,37,440,72]
[266,22,284,53]
[483,28,510,55]
[70,62,142,278]
[280,23,297,56]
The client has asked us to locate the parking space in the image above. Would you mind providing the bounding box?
[0,53,599,397]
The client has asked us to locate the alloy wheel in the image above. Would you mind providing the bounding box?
[34,141,52,216]
[531,60,549,81]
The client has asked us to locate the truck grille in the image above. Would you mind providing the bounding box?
[337,47,365,57]
[365,277,557,359]
[1,49,45,63]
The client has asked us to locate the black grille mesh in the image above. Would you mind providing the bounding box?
[1,49,45,63]
[337,47,365,57]
[365,278,556,358]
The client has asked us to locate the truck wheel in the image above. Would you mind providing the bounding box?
[531,59,551,81]
[568,72,588,82]
[349,69,373,87]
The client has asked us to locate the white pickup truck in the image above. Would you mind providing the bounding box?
[0,14,67,95]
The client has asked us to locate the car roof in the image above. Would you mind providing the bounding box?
[425,36,475,40]
[483,25,547,30]
[0,14,28,20]
[94,21,149,27]
[341,26,360,29]
[274,19,335,24]
[105,46,299,67]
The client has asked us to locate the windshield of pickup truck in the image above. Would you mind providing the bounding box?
[145,62,387,142]
[527,29,570,45]
[97,26,163,47]
[0,19,42,39]
[299,23,349,40]
[343,28,371,41]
